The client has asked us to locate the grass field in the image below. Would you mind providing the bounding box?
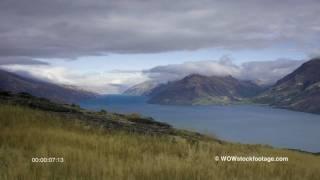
[1,105,320,180]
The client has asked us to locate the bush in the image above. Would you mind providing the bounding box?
[18,92,33,98]
[71,103,81,109]
[0,91,12,97]
[99,109,107,114]
[127,113,142,120]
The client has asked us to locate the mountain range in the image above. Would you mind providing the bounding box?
[1,58,320,113]
[122,58,320,114]
[0,69,97,103]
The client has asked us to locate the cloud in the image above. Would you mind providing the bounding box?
[0,57,305,94]
[240,59,305,84]
[1,65,148,94]
[145,58,305,85]
[308,49,320,59]
[0,57,48,65]
[145,57,240,83]
[0,0,320,59]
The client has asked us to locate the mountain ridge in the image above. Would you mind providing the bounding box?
[0,69,97,103]
[254,58,320,113]
[148,74,264,105]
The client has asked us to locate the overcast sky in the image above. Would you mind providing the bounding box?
[0,0,319,93]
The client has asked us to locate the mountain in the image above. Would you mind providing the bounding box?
[254,58,320,113]
[148,74,263,105]
[0,69,97,103]
[123,81,159,96]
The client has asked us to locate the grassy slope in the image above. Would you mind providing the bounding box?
[1,105,320,180]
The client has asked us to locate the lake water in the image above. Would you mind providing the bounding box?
[80,95,320,153]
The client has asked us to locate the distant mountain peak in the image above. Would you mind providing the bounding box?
[123,81,160,96]
[183,74,207,79]
[148,74,263,105]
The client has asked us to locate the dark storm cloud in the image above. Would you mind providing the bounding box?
[0,0,320,59]
[0,57,48,65]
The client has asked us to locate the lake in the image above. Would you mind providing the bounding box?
[80,95,320,153]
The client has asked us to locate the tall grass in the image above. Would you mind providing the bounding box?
[0,105,319,180]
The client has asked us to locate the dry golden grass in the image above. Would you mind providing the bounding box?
[0,105,319,180]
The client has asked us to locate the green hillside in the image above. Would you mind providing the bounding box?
[0,92,320,179]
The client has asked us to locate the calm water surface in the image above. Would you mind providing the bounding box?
[80,95,320,152]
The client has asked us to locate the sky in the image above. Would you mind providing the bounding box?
[0,0,320,94]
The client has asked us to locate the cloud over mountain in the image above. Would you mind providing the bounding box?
[145,58,305,85]
[1,58,305,94]
[1,65,148,94]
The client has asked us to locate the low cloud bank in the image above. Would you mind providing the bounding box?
[145,58,305,85]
